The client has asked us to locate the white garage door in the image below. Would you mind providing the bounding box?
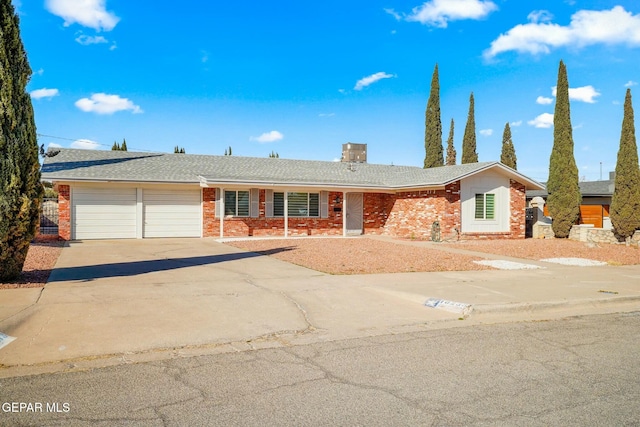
[72,187,137,239]
[143,189,201,238]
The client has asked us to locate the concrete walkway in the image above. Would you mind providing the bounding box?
[1,237,639,377]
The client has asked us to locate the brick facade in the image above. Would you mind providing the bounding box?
[58,184,71,240]
[381,182,461,240]
[204,189,345,237]
[57,179,528,240]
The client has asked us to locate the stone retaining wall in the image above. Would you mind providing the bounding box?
[534,222,640,245]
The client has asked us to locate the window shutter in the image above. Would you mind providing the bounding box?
[265,190,274,217]
[250,188,260,218]
[215,188,222,218]
[320,191,329,218]
[474,194,484,220]
[485,194,495,219]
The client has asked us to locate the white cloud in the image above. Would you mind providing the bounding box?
[527,10,553,24]
[30,88,59,99]
[75,93,143,115]
[45,0,119,31]
[250,131,284,143]
[319,113,335,117]
[384,8,401,21]
[625,80,638,87]
[201,50,209,63]
[35,68,44,76]
[552,85,601,103]
[510,120,522,127]
[479,129,493,136]
[528,113,554,128]
[70,139,101,150]
[75,34,108,45]
[354,72,395,90]
[406,0,498,28]
[48,142,62,149]
[536,96,553,105]
[485,6,640,58]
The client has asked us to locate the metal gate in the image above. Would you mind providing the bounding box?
[525,207,534,238]
[40,197,59,235]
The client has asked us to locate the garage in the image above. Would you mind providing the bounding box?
[143,189,201,238]
[72,187,137,240]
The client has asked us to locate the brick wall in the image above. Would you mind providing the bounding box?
[381,182,461,240]
[204,189,346,237]
[62,180,527,240]
[363,193,395,234]
[509,180,526,239]
[58,184,71,240]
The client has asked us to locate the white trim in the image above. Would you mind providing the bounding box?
[320,191,329,218]
[342,191,347,237]
[265,189,274,217]
[219,187,224,239]
[250,188,259,218]
[284,191,288,237]
[136,188,143,239]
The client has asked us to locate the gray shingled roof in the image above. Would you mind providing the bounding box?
[527,179,614,198]
[41,148,544,190]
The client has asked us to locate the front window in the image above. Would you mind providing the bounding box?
[273,192,319,217]
[475,193,495,220]
[224,190,250,216]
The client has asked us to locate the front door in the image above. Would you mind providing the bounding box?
[346,193,363,235]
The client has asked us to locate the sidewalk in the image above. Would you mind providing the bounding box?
[1,238,639,377]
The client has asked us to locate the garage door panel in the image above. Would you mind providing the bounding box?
[143,189,201,238]
[72,187,137,239]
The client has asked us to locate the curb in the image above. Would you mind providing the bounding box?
[471,295,640,315]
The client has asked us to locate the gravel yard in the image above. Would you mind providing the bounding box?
[444,238,640,266]
[0,235,65,289]
[227,236,640,274]
[225,237,491,275]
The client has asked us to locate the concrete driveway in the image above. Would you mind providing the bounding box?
[2,238,640,375]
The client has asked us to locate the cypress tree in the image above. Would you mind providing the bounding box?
[500,122,517,169]
[423,64,443,168]
[446,118,456,166]
[121,138,127,151]
[610,88,640,240]
[111,141,119,150]
[461,92,478,163]
[0,0,43,281]
[547,60,581,238]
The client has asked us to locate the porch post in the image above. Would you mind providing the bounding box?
[342,191,347,237]
[219,188,224,239]
[284,191,288,237]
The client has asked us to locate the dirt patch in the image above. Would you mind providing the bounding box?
[0,235,65,289]
[444,238,640,265]
[225,237,491,275]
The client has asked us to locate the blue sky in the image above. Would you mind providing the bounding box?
[17,0,640,182]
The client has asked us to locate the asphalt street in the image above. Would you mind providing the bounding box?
[2,312,639,426]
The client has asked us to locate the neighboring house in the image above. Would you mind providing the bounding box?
[526,172,615,229]
[40,149,544,241]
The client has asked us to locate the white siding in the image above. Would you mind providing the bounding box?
[72,187,137,239]
[460,171,510,233]
[143,189,201,238]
